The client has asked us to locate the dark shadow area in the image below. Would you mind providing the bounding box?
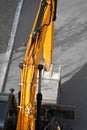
[0,0,18,54]
[58,63,87,130]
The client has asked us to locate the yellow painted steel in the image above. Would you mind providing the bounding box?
[43,20,54,70]
[57,126,61,130]
[43,0,54,71]
[16,0,56,130]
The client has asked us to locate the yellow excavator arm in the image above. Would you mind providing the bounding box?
[16,0,57,130]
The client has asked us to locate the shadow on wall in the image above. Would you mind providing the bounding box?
[54,15,87,50]
[54,0,87,51]
[57,63,87,129]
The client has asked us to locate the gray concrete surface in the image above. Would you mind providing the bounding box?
[0,0,23,91]
[0,0,18,53]
[0,0,18,65]
[54,0,87,129]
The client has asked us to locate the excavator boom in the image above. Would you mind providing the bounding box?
[16,0,57,130]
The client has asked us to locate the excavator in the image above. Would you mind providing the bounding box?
[0,0,74,130]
